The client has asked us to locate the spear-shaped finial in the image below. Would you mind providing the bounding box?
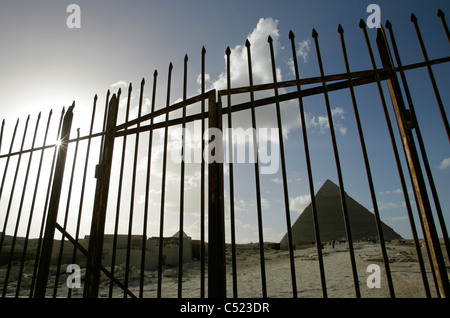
[359,19,366,29]
[288,30,295,40]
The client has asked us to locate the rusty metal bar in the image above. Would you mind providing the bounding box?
[268,35,298,298]
[35,103,74,298]
[376,26,450,298]
[386,20,450,265]
[157,63,173,298]
[225,46,238,298]
[207,89,226,298]
[83,93,119,298]
[411,13,450,142]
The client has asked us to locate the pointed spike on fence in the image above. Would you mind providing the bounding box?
[128,82,132,92]
[141,77,145,86]
[312,28,318,38]
[338,24,344,34]
[225,46,231,55]
[411,13,417,22]
[202,46,206,55]
[184,54,189,62]
[267,35,273,43]
[117,88,121,95]
[437,9,445,18]
[169,62,173,70]
[94,94,98,102]
[38,111,42,119]
[245,39,251,47]
[359,19,366,29]
[288,30,295,40]
[154,69,158,76]
[385,20,392,29]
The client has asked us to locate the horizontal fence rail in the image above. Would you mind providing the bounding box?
[0,9,449,298]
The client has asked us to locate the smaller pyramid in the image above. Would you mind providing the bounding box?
[280,180,402,248]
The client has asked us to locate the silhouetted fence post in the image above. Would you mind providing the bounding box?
[84,94,119,298]
[207,90,226,298]
[34,103,74,298]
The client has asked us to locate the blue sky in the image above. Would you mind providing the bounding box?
[0,1,449,243]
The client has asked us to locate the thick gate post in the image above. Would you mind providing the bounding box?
[376,27,449,297]
[35,104,74,298]
[84,94,119,298]
[207,90,226,298]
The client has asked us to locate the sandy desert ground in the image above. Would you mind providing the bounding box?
[1,239,448,298]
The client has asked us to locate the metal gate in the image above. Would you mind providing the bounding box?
[0,11,449,298]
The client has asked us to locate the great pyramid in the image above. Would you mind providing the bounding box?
[280,179,402,248]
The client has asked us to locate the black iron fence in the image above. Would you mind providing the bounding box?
[0,10,449,298]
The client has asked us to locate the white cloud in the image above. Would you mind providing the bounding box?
[289,194,311,214]
[438,157,450,170]
[296,39,311,63]
[261,197,270,209]
[305,107,347,136]
[110,80,128,88]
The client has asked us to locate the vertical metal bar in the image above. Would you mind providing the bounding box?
[69,95,98,298]
[178,54,188,298]
[339,24,381,298]
[0,115,30,260]
[0,119,19,203]
[411,13,450,142]
[289,30,327,298]
[35,103,75,298]
[226,46,238,298]
[313,28,359,298]
[437,9,450,44]
[140,70,158,298]
[17,110,52,297]
[2,113,40,297]
[267,35,297,298]
[245,39,267,298]
[83,93,119,298]
[124,79,145,298]
[359,21,397,298]
[0,119,4,154]
[30,108,65,297]
[376,26,450,298]
[207,89,226,298]
[109,87,127,298]
[53,128,80,297]
[200,47,206,298]
[386,20,450,264]
[157,62,173,298]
